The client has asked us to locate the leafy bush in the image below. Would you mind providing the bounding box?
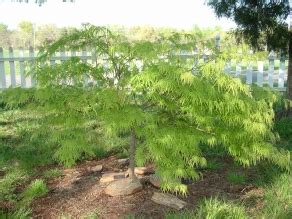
[0,100,123,168]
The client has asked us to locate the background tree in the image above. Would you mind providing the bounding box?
[207,0,292,99]
[0,23,8,32]
[0,23,11,48]
[18,21,34,48]
[36,24,63,45]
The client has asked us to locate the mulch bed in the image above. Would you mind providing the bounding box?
[26,156,263,218]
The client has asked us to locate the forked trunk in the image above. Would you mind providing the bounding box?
[288,31,292,100]
[129,128,137,180]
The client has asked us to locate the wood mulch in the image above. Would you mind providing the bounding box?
[25,156,264,219]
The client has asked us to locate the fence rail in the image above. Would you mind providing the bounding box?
[0,47,288,91]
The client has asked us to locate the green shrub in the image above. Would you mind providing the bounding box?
[227,172,246,185]
[252,162,285,186]
[274,118,292,139]
[195,198,249,219]
[261,174,292,219]
[166,197,249,219]
[274,117,292,151]
[19,179,49,207]
[0,104,115,168]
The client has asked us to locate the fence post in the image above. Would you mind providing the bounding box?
[268,50,275,88]
[257,61,264,87]
[0,47,6,89]
[278,49,285,89]
[9,47,16,87]
[92,48,97,66]
[236,61,242,77]
[29,47,36,87]
[246,63,253,85]
[60,48,66,64]
[19,47,26,88]
[224,61,231,74]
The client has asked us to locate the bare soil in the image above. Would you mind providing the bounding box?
[29,156,263,219]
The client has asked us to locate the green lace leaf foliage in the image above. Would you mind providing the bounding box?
[0,87,125,168]
[1,24,289,194]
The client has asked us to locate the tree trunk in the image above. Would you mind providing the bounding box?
[129,128,137,180]
[288,31,292,100]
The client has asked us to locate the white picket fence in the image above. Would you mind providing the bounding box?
[223,52,287,92]
[0,47,288,91]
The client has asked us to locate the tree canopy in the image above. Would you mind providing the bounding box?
[207,0,290,50]
[207,0,292,99]
[1,24,289,194]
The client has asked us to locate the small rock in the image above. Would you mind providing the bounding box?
[118,158,129,165]
[105,178,143,196]
[151,192,187,210]
[135,167,154,175]
[149,175,161,188]
[90,165,103,172]
[126,167,155,176]
[100,172,126,183]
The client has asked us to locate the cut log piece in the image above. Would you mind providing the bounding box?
[151,192,187,210]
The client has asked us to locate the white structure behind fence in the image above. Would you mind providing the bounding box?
[0,47,288,91]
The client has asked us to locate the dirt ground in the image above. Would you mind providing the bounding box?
[30,156,263,219]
